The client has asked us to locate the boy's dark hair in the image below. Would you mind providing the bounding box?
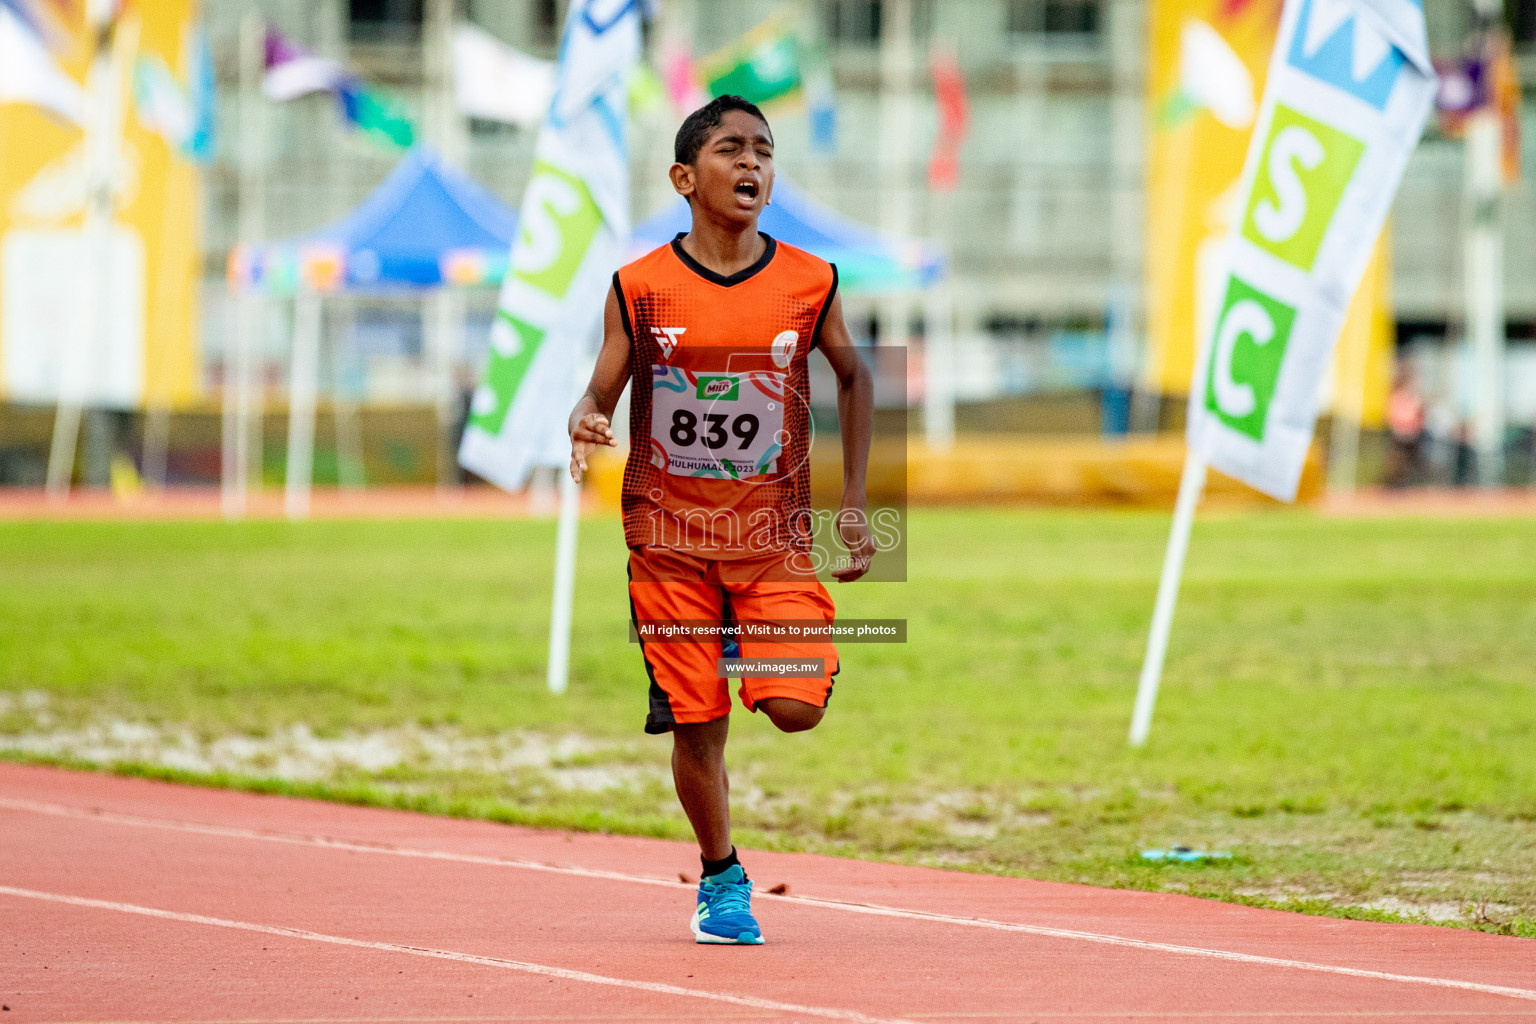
[673,95,772,165]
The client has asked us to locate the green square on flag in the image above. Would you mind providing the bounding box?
[1240,104,1364,272]
[1204,276,1297,442]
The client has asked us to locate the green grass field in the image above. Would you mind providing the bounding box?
[3,509,1533,936]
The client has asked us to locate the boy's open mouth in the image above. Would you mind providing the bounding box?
[734,179,759,202]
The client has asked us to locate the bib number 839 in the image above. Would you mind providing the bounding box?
[669,409,761,451]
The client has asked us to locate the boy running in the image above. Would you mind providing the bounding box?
[568,95,874,945]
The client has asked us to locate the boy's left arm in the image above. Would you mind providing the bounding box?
[817,291,876,582]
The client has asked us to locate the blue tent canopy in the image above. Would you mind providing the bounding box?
[230,147,518,294]
[629,177,945,292]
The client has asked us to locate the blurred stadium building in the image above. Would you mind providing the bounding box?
[1,0,1533,490]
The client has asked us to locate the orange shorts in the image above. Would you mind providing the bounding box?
[628,545,839,733]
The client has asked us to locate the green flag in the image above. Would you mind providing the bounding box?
[700,17,802,106]
[340,83,416,151]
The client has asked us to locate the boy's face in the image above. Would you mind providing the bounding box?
[671,109,774,227]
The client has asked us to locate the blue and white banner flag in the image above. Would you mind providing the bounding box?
[459,0,649,491]
[134,54,194,149]
[1186,0,1434,500]
[185,22,217,163]
[133,24,215,163]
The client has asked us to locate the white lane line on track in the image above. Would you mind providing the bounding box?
[0,885,915,1024]
[5,796,1536,1006]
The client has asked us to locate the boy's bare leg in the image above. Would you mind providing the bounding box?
[757,696,824,733]
[672,699,823,864]
[671,717,732,862]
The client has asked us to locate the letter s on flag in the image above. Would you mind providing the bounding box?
[1253,126,1324,244]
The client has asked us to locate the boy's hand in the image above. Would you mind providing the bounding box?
[832,505,875,582]
[570,413,616,482]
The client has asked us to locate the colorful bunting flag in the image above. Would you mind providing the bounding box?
[928,45,968,190]
[803,34,837,152]
[336,82,416,150]
[1434,31,1520,185]
[627,60,666,118]
[806,82,836,151]
[263,27,347,100]
[660,37,708,114]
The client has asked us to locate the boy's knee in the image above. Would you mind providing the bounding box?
[671,716,729,759]
[758,698,824,733]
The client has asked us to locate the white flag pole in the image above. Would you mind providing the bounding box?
[225,10,266,520]
[284,290,322,520]
[45,0,120,501]
[922,283,956,453]
[424,0,466,497]
[1464,16,1506,488]
[1129,450,1207,746]
[546,466,581,696]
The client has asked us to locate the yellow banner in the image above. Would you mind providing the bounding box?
[0,1,201,410]
[1332,233,1393,428]
[1143,0,1390,423]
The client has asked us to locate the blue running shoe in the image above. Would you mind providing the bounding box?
[690,864,764,944]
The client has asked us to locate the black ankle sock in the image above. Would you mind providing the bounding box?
[701,847,741,878]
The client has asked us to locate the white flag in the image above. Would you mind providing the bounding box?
[1186,0,1434,500]
[458,0,647,491]
[452,22,555,127]
[0,5,86,125]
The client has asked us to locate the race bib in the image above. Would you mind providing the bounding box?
[649,367,786,479]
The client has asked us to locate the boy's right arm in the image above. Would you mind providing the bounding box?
[568,285,632,482]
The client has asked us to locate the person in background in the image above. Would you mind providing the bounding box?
[1424,389,1458,486]
[1384,365,1425,488]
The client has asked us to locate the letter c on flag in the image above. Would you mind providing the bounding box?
[1254,125,1324,243]
[1213,299,1275,419]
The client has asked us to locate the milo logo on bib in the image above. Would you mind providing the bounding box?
[697,376,740,400]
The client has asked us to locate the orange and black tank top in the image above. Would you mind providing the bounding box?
[614,233,837,560]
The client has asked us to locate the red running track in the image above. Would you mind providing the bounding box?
[1,763,1533,1023]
